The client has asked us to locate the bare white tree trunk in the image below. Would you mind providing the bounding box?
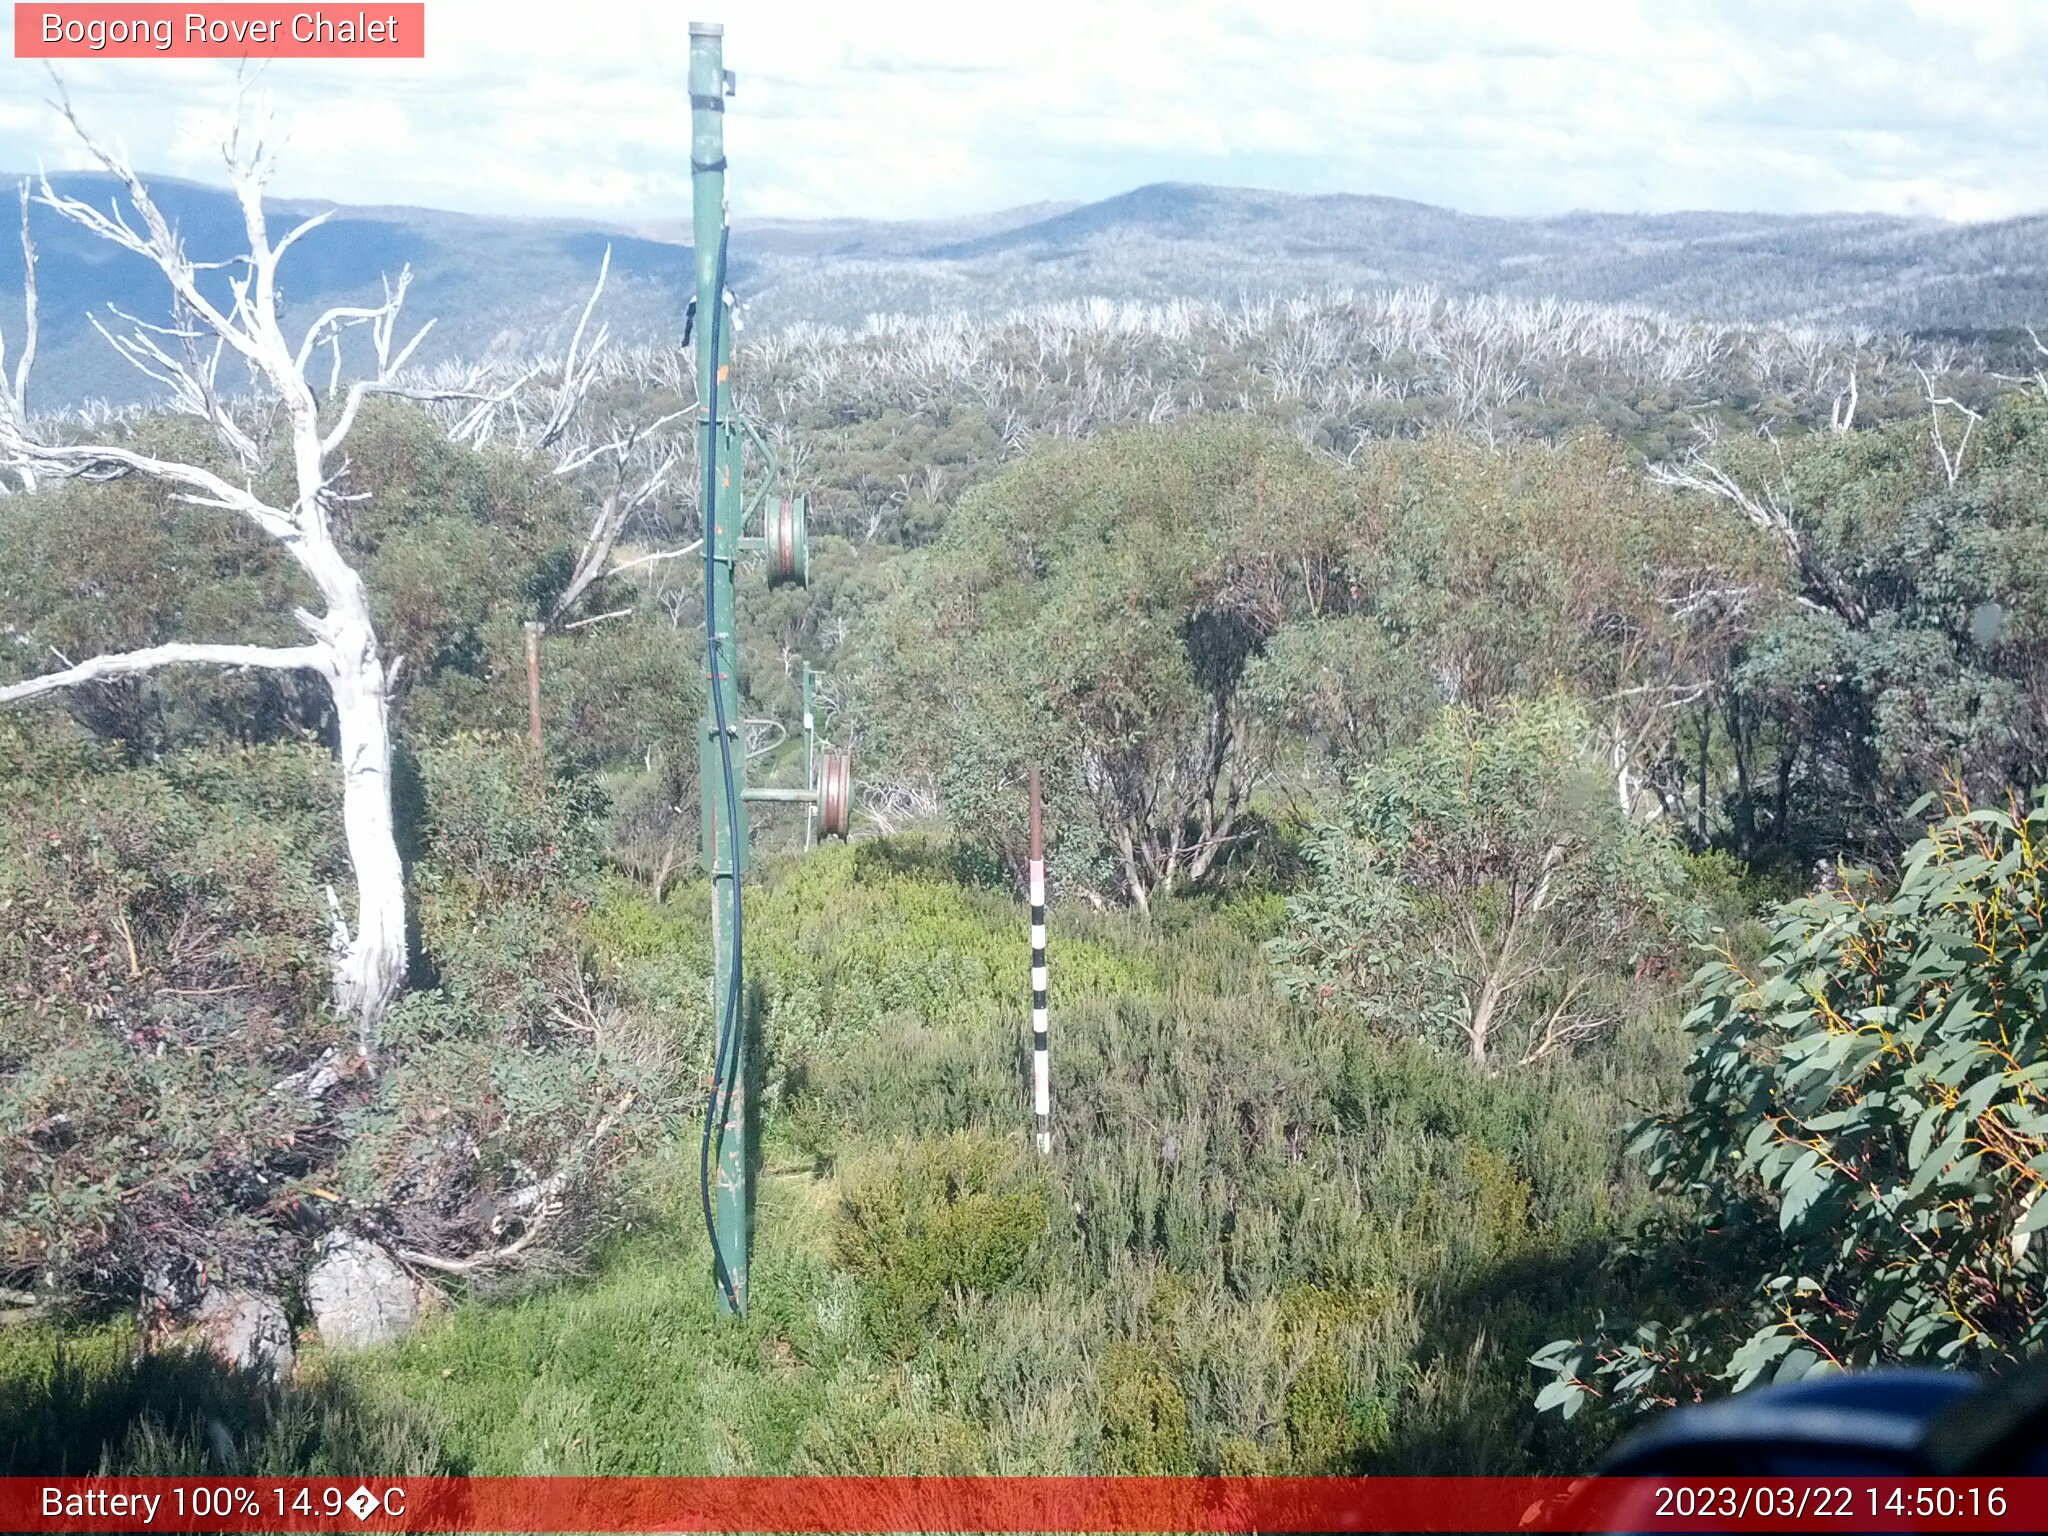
[0,103,471,1056]
[324,596,407,1048]
[1,103,684,1050]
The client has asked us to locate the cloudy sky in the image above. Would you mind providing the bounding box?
[1,0,2043,226]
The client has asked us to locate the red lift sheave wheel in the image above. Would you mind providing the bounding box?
[817,751,852,839]
[765,495,808,588]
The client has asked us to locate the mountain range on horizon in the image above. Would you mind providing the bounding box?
[4,171,2046,408]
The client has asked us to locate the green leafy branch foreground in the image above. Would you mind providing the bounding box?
[1536,789,2048,1419]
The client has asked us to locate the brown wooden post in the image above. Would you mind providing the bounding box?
[524,620,544,753]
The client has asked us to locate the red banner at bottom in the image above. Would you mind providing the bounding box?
[4,1475,2044,1532]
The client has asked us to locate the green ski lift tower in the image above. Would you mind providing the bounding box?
[690,19,851,1316]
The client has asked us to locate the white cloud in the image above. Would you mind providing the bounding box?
[0,0,2041,223]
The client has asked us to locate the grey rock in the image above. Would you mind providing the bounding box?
[189,1288,295,1382]
[305,1231,418,1349]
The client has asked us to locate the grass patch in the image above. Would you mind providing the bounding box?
[12,834,1685,1476]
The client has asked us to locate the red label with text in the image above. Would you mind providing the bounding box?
[14,5,425,58]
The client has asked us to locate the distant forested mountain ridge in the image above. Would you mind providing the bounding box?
[0,172,698,409]
[4,173,2045,407]
[740,184,2048,344]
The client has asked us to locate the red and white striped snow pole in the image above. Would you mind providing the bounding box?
[1028,766,1051,1153]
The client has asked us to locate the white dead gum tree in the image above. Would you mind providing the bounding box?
[0,102,442,1058]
